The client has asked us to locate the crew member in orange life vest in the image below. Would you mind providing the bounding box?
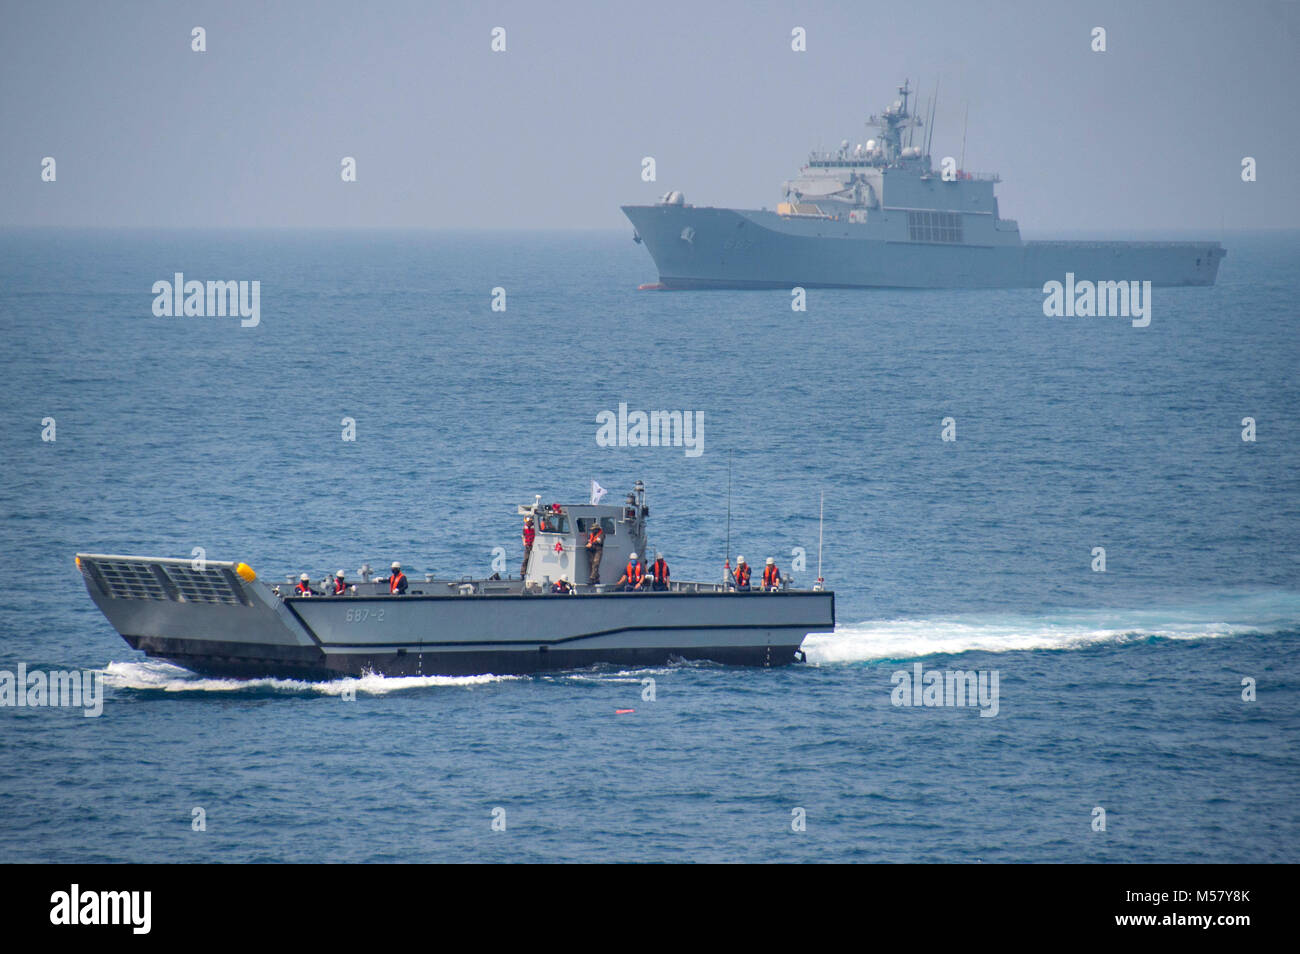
[585,519,605,584]
[617,552,645,591]
[521,516,535,577]
[332,570,348,595]
[295,573,316,596]
[732,556,751,590]
[650,552,670,591]
[540,503,563,532]
[383,561,408,595]
[762,557,782,591]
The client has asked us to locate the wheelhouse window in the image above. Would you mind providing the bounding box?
[908,210,963,243]
[537,515,569,533]
[580,517,614,533]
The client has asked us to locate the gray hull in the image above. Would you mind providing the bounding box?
[77,555,835,679]
[623,205,1226,289]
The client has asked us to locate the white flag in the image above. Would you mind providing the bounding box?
[590,480,608,505]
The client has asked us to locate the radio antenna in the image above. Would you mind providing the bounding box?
[725,450,732,578]
[817,491,824,588]
[925,78,939,157]
[959,102,969,171]
[907,78,920,148]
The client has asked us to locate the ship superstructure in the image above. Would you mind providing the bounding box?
[624,81,1225,289]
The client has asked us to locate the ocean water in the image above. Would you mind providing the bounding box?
[0,228,1296,862]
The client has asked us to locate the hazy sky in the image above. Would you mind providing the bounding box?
[3,0,1296,231]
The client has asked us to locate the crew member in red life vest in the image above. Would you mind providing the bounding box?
[541,503,564,531]
[521,516,535,578]
[332,570,348,595]
[650,552,670,591]
[732,556,751,591]
[762,557,782,591]
[617,552,645,591]
[384,561,408,595]
[585,519,605,583]
[551,577,572,594]
[295,573,316,596]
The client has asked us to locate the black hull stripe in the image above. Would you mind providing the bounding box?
[126,637,803,679]
[279,603,831,650]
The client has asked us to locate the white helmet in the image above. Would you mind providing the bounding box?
[391,561,401,570]
[737,556,746,564]
[300,573,310,581]
[766,557,774,565]
[629,552,638,560]
[655,552,662,560]
[336,570,346,578]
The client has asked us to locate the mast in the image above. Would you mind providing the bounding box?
[906,79,918,149]
[959,102,969,171]
[925,78,939,158]
[725,450,732,579]
[867,79,923,166]
[817,491,824,588]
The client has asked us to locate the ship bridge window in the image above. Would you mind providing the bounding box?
[580,517,614,534]
[908,211,963,243]
[537,515,570,534]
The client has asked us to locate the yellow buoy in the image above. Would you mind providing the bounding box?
[234,562,257,582]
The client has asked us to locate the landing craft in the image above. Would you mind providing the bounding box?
[76,482,835,679]
[623,80,1226,289]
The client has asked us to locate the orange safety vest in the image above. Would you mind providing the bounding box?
[763,565,780,587]
[333,579,346,594]
[296,581,313,595]
[523,526,535,546]
[625,561,643,584]
[587,527,604,547]
[734,564,751,586]
[652,559,669,583]
[390,571,406,594]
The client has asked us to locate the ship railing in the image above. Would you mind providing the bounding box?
[560,580,802,594]
[281,577,812,598]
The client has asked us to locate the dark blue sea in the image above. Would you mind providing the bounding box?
[0,229,1296,862]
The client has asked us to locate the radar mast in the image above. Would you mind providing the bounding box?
[866,79,925,166]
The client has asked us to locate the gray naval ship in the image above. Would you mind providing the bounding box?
[76,482,834,679]
[623,80,1225,289]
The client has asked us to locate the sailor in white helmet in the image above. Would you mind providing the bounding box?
[295,572,316,596]
[617,552,645,591]
[382,561,408,595]
[761,556,782,591]
[332,569,347,595]
[732,555,752,591]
